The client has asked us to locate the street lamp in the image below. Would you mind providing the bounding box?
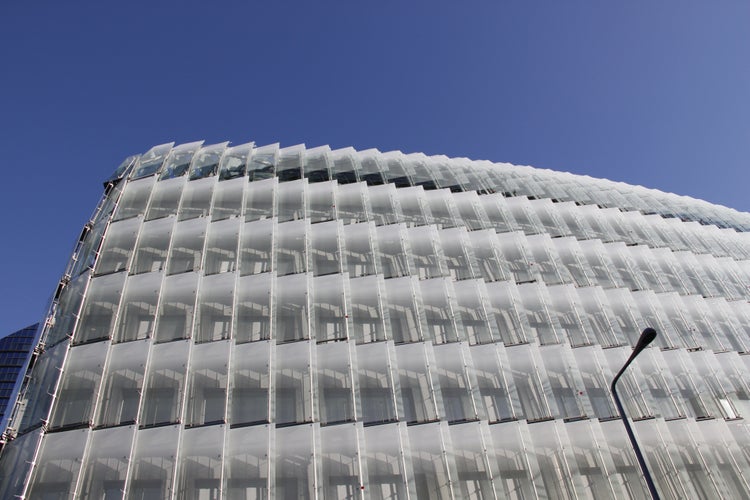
[610,327,660,500]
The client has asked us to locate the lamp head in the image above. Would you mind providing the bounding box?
[634,327,657,354]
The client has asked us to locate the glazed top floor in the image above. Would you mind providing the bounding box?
[106,141,750,233]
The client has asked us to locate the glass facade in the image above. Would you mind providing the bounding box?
[1,141,750,499]
[0,324,37,434]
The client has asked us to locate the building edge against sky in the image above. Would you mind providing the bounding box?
[1,140,750,498]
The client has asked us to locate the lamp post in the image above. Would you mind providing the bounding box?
[610,327,660,500]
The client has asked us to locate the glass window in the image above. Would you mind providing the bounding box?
[470,344,519,422]
[343,222,377,277]
[303,145,331,183]
[312,274,349,343]
[27,428,89,498]
[154,272,197,343]
[363,423,410,498]
[319,424,362,498]
[46,270,89,346]
[127,425,180,498]
[277,179,305,222]
[139,340,189,428]
[275,220,307,276]
[466,230,510,282]
[479,195,518,234]
[178,177,214,221]
[356,342,398,424]
[330,148,359,184]
[449,422,494,499]
[487,421,537,498]
[17,342,67,433]
[506,343,554,422]
[211,176,245,221]
[131,143,172,180]
[225,425,269,497]
[453,191,488,230]
[274,341,313,425]
[306,180,336,223]
[395,343,438,424]
[166,218,207,275]
[195,273,234,343]
[276,144,304,182]
[528,420,578,499]
[175,425,224,498]
[244,177,276,222]
[96,218,140,276]
[383,155,411,186]
[96,339,149,427]
[438,228,478,281]
[575,286,625,347]
[104,155,138,184]
[239,218,273,276]
[408,423,452,500]
[407,225,446,280]
[484,281,529,346]
[113,177,155,221]
[247,144,277,181]
[541,344,588,421]
[335,182,368,224]
[526,234,571,285]
[375,224,411,279]
[453,280,496,345]
[75,272,126,344]
[114,272,161,342]
[146,177,186,220]
[431,161,463,192]
[546,284,594,347]
[230,341,270,426]
[131,218,173,274]
[384,277,424,344]
[275,425,315,499]
[204,219,240,275]
[433,343,478,423]
[403,156,438,190]
[358,151,385,186]
[218,142,251,181]
[367,183,400,226]
[578,240,622,289]
[425,189,460,229]
[555,237,592,287]
[516,283,563,345]
[185,341,229,426]
[189,143,226,180]
[159,141,201,181]
[234,273,272,343]
[396,186,430,227]
[420,278,462,344]
[49,342,107,430]
[78,426,135,498]
[274,273,309,343]
[71,219,107,278]
[349,275,387,344]
[317,342,355,425]
[309,220,341,276]
[495,232,534,284]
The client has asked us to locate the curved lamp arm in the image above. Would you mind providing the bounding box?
[610,328,660,500]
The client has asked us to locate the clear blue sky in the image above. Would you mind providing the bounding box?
[1,1,749,334]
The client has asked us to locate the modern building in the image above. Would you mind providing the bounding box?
[1,140,750,499]
[0,324,37,434]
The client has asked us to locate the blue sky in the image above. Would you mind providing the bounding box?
[1,1,749,334]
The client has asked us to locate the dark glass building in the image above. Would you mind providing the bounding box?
[0,324,37,435]
[1,141,750,499]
